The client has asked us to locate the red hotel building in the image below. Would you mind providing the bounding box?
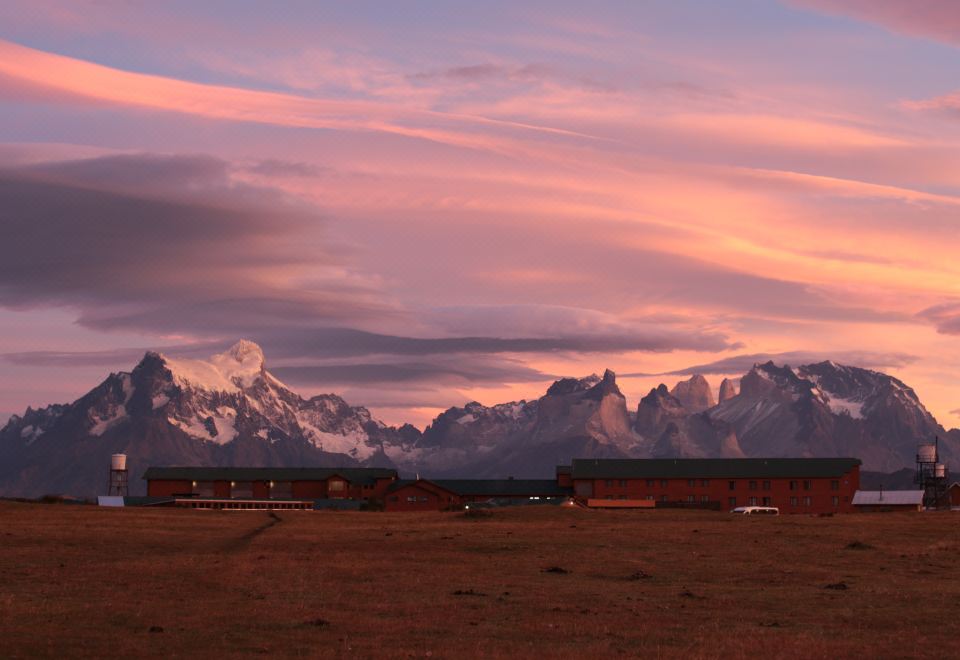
[566,458,861,514]
[383,478,572,512]
[144,467,398,506]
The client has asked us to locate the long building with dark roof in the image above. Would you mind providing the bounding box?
[144,466,398,505]
[383,478,572,511]
[566,457,861,513]
[139,457,862,513]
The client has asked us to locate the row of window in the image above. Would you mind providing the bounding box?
[190,479,349,498]
[604,495,845,507]
[600,479,842,491]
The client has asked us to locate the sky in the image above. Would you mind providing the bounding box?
[1,0,960,429]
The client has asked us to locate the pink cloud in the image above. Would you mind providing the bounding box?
[0,39,597,158]
[792,1,960,46]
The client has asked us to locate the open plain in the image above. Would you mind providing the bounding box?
[1,502,959,658]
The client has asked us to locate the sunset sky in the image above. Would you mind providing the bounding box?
[2,1,960,429]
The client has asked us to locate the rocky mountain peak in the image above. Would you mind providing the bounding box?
[718,378,738,402]
[546,373,602,396]
[739,361,806,399]
[637,385,687,420]
[585,369,622,399]
[670,374,715,412]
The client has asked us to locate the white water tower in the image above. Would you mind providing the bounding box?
[915,439,948,509]
[108,453,128,497]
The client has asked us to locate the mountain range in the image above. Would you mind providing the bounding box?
[1,340,956,497]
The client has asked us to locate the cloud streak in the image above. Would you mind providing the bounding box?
[0,39,601,156]
[793,1,960,47]
[625,351,919,377]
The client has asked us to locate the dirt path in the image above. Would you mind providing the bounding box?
[223,511,283,552]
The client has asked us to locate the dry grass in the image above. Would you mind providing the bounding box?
[1,502,959,658]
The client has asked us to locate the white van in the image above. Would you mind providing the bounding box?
[731,506,779,515]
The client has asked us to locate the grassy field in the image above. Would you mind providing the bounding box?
[1,502,958,658]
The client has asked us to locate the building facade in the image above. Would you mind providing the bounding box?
[138,458,865,514]
[144,467,398,503]
[566,458,861,514]
[384,479,572,512]
[851,489,924,512]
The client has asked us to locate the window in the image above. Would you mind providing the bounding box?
[803,480,811,491]
[831,480,840,491]
[729,481,737,490]
[406,495,417,503]
[701,495,709,503]
[762,480,771,490]
[832,496,840,507]
[231,481,253,499]
[687,495,696,502]
[646,479,655,487]
[645,494,654,500]
[619,479,628,487]
[701,479,710,487]
[660,479,669,487]
[789,480,797,491]
[270,481,292,499]
[661,494,668,502]
[803,496,812,506]
[328,480,345,492]
[389,495,398,502]
[418,496,428,503]
[749,480,757,491]
[748,496,758,505]
[762,497,772,506]
[193,481,215,497]
[728,497,736,507]
[688,479,696,487]
[790,496,798,506]
[605,479,614,487]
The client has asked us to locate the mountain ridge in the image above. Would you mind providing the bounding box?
[1,341,957,496]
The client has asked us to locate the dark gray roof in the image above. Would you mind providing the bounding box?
[388,479,572,497]
[142,466,397,486]
[122,496,176,507]
[571,458,861,480]
[852,490,923,506]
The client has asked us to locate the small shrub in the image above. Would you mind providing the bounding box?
[846,541,875,550]
[462,508,493,520]
[625,570,653,581]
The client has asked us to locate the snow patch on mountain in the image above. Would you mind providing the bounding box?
[826,396,864,419]
[89,405,127,437]
[120,373,135,404]
[20,425,42,444]
[162,340,265,392]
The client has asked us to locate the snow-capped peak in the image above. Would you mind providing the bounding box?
[162,340,266,391]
